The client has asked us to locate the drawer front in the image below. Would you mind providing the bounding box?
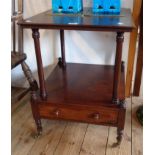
[38,105,118,125]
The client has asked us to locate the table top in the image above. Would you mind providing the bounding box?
[18,8,135,32]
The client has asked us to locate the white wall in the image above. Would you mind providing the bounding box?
[11,0,133,87]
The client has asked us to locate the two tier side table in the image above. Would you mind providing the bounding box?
[18,8,134,146]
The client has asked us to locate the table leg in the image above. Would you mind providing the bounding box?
[117,101,126,145]
[112,32,124,104]
[30,99,42,138]
[32,28,47,100]
[112,100,126,147]
[59,30,66,67]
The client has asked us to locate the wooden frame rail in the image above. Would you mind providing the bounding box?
[125,0,142,97]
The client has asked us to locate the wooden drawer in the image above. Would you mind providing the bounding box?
[38,105,119,125]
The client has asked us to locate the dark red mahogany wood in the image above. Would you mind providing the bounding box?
[32,29,47,100]
[18,8,134,145]
[60,30,66,67]
[37,63,125,106]
[112,32,124,103]
[18,8,134,32]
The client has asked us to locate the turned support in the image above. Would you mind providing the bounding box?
[32,29,47,100]
[112,32,124,104]
[30,97,43,138]
[116,128,124,146]
[115,100,126,146]
[59,30,66,67]
[30,86,42,138]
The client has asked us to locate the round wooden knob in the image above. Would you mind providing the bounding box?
[93,113,100,120]
[54,109,60,117]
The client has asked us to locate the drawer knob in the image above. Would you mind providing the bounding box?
[54,109,60,117]
[93,113,100,120]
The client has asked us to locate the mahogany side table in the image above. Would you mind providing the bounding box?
[18,8,134,146]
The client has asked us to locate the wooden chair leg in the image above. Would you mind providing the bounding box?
[21,61,38,91]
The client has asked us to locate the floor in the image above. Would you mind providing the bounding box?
[11,87,30,104]
[12,93,143,155]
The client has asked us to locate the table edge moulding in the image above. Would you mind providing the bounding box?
[18,7,135,146]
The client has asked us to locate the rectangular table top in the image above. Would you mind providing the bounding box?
[18,8,134,32]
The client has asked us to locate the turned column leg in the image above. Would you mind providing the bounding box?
[112,32,125,147]
[32,28,47,100]
[112,32,124,104]
[58,30,66,67]
[116,128,124,146]
[31,94,43,138]
[117,102,126,145]
[112,100,126,147]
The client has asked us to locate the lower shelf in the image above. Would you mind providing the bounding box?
[34,63,125,126]
[37,63,125,107]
